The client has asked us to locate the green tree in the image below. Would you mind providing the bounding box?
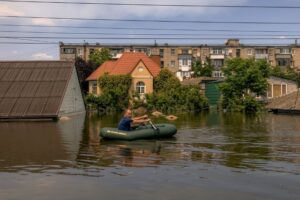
[146,69,209,112]
[154,68,181,92]
[88,48,112,67]
[192,58,213,77]
[86,74,132,112]
[219,58,271,113]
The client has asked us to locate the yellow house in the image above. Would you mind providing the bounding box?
[86,52,161,95]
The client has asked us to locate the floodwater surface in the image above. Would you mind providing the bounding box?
[0,111,299,200]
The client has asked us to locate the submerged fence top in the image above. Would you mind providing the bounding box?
[0,60,74,119]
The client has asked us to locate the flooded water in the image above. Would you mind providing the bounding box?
[0,111,299,200]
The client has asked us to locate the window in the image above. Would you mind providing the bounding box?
[236,49,241,57]
[89,48,95,54]
[279,48,291,54]
[138,66,144,72]
[136,81,146,94]
[182,49,189,54]
[247,49,253,55]
[255,49,267,54]
[212,59,224,68]
[62,48,75,54]
[213,71,224,78]
[159,49,164,57]
[182,59,188,65]
[212,48,224,55]
[92,82,97,95]
[171,60,176,67]
[171,49,176,55]
[277,59,289,67]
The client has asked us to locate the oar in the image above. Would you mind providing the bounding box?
[148,120,158,131]
[151,111,178,121]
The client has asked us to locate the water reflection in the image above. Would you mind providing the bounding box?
[0,111,300,175]
[73,112,300,175]
[0,114,85,173]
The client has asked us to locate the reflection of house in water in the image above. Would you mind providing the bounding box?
[0,114,85,171]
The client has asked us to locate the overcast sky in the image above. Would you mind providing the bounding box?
[0,0,300,60]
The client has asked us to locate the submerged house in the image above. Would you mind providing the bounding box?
[86,52,161,95]
[0,61,85,120]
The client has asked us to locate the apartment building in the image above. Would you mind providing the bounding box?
[60,39,300,81]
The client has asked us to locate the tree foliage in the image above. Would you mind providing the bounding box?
[88,48,112,67]
[192,58,214,77]
[154,68,181,92]
[146,69,209,112]
[219,58,271,113]
[270,66,300,87]
[86,74,132,112]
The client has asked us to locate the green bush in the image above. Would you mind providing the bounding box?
[86,74,132,112]
[144,69,209,113]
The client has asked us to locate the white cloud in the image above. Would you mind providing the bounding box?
[0,5,24,16]
[31,53,54,60]
[31,18,55,26]
[12,50,18,54]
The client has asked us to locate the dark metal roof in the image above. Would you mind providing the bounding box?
[0,61,74,119]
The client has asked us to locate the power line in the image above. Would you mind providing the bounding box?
[0,42,57,44]
[1,0,300,9]
[1,30,300,37]
[1,36,299,40]
[1,15,300,25]
[1,23,299,33]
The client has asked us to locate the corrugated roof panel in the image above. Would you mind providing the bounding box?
[20,82,40,97]
[0,69,8,81]
[44,68,60,81]
[0,61,76,119]
[51,81,67,97]
[28,68,46,81]
[35,82,54,97]
[26,98,47,116]
[15,69,33,81]
[43,97,61,115]
[2,69,19,81]
[10,98,32,116]
[0,82,11,98]
[56,68,72,81]
[5,82,25,98]
[0,98,17,116]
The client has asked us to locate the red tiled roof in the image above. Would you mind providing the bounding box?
[86,60,115,81]
[86,52,161,81]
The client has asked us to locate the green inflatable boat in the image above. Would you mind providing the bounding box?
[100,124,177,141]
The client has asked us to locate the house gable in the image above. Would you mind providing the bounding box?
[131,60,154,94]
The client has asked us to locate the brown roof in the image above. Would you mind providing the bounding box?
[0,61,74,119]
[86,60,116,81]
[267,89,300,110]
[86,52,161,81]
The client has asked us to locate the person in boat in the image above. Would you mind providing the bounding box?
[118,109,150,131]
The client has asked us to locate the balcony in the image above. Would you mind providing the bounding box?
[179,66,191,72]
[275,54,292,59]
[255,54,268,60]
[210,54,225,59]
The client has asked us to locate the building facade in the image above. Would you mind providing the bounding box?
[60,39,300,81]
[86,52,160,96]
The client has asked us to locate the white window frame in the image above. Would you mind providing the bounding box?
[136,81,146,94]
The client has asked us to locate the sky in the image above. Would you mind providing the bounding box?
[0,0,300,60]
